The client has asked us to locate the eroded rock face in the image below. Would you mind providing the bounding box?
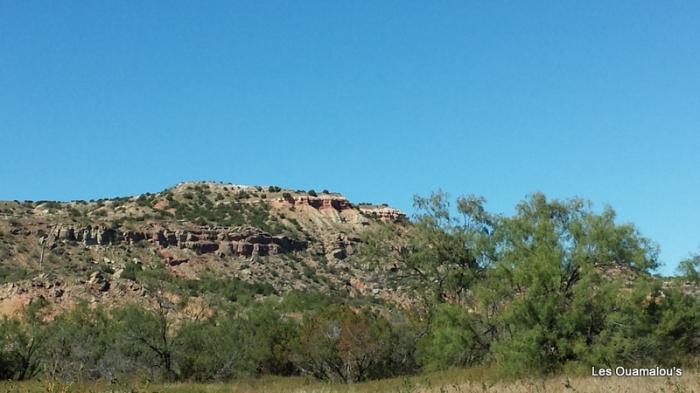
[358,206,407,223]
[272,194,404,228]
[274,195,406,223]
[50,224,306,257]
[296,196,352,211]
[57,225,118,246]
[88,271,109,292]
[0,184,416,313]
[324,233,360,261]
[274,195,354,212]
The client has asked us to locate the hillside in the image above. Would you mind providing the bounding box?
[0,182,408,316]
[0,184,698,386]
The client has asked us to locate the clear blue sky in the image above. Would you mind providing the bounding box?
[1,1,698,275]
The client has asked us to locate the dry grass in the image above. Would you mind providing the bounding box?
[0,368,697,393]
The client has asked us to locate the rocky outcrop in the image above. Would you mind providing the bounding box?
[56,225,118,246]
[358,205,406,223]
[325,233,361,261]
[0,183,417,313]
[88,271,110,292]
[276,195,354,212]
[50,224,306,257]
[150,226,306,256]
[124,230,146,244]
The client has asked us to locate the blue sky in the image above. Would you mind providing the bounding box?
[1,1,698,275]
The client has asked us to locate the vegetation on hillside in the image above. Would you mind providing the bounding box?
[0,190,698,386]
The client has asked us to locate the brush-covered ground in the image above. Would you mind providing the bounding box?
[1,367,698,393]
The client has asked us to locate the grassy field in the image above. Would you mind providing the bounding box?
[1,368,698,393]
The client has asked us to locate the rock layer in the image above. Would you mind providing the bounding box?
[358,206,407,222]
[51,225,306,257]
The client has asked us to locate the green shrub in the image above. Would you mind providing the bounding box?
[41,303,125,381]
[176,319,251,380]
[178,275,274,303]
[120,261,141,281]
[417,303,486,371]
[302,266,315,279]
[0,266,29,284]
[136,195,151,207]
[297,305,397,382]
[91,209,107,217]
